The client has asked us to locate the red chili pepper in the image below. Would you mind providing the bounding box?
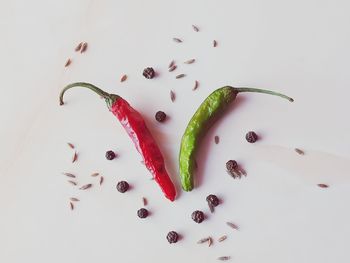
[59,82,176,201]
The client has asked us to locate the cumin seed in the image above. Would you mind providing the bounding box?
[318,183,329,188]
[99,176,104,185]
[295,148,305,155]
[213,40,217,47]
[72,151,78,163]
[197,237,210,244]
[70,202,74,210]
[168,65,177,72]
[214,135,220,144]
[68,180,77,186]
[91,172,99,177]
[79,184,92,190]
[192,25,199,32]
[208,237,213,247]
[217,256,230,261]
[168,60,175,68]
[173,38,182,43]
[70,197,80,202]
[142,197,148,206]
[63,172,75,178]
[64,59,72,67]
[218,235,227,242]
[208,202,214,213]
[184,59,195,64]
[75,42,83,52]
[193,80,199,91]
[120,74,127,82]
[67,142,75,149]
[226,222,239,230]
[170,90,176,102]
[176,73,186,79]
[80,42,88,53]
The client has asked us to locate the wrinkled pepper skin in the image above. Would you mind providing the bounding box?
[59,82,176,201]
[111,98,176,201]
[179,86,293,191]
[179,87,236,191]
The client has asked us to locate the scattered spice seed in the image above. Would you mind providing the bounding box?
[79,184,92,190]
[176,74,186,79]
[137,208,149,219]
[214,135,219,144]
[226,160,238,171]
[192,25,199,32]
[246,131,258,143]
[63,172,76,178]
[70,197,80,202]
[208,203,214,213]
[184,59,195,64]
[70,202,74,210]
[64,58,72,67]
[143,67,156,79]
[318,183,329,188]
[155,111,167,122]
[75,42,83,52]
[105,150,116,160]
[142,197,147,206]
[68,180,77,186]
[167,231,179,244]
[213,40,217,47]
[170,90,176,102]
[67,142,75,149]
[173,38,182,43]
[91,172,99,177]
[192,210,205,223]
[218,235,227,242]
[197,237,210,244]
[72,151,78,163]
[168,60,175,68]
[192,80,199,91]
[120,74,127,82]
[116,181,129,193]
[217,256,230,261]
[99,176,104,185]
[80,42,88,53]
[226,222,239,230]
[295,148,305,155]
[206,194,219,214]
[208,237,213,247]
[168,65,177,72]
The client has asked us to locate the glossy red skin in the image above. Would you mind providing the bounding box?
[111,98,176,201]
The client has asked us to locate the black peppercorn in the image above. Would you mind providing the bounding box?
[116,181,129,193]
[206,194,219,207]
[155,111,167,122]
[226,160,238,171]
[105,150,116,160]
[137,208,148,218]
[246,131,258,143]
[191,210,205,223]
[166,231,179,244]
[143,67,155,79]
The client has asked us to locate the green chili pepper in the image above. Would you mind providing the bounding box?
[179,86,293,191]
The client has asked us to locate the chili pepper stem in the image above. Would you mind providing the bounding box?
[233,87,294,102]
[59,82,120,109]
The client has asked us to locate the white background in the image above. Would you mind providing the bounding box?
[1,0,350,262]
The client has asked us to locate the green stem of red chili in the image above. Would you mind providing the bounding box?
[59,82,119,108]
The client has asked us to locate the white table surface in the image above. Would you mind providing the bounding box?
[1,0,350,262]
